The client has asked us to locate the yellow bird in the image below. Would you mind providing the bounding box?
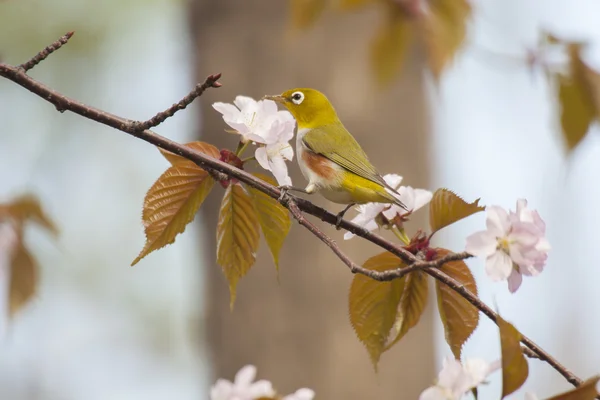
[265,88,406,226]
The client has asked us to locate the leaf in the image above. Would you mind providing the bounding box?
[370,5,413,85]
[349,252,406,369]
[384,270,428,350]
[429,188,484,234]
[159,141,220,166]
[132,164,215,266]
[338,0,374,11]
[547,376,600,400]
[421,0,472,80]
[289,0,328,30]
[498,315,529,398]
[248,173,291,274]
[435,248,479,359]
[216,183,261,309]
[2,194,58,235]
[9,243,37,316]
[555,44,599,151]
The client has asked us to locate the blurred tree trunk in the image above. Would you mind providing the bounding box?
[189,2,435,398]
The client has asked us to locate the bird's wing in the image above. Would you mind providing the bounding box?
[302,124,386,187]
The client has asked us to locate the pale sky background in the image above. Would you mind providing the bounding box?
[433,0,600,398]
[0,0,599,399]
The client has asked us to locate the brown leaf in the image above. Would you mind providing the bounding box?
[289,0,328,30]
[349,251,406,369]
[384,270,428,350]
[547,376,600,400]
[420,0,472,80]
[370,4,414,85]
[132,164,215,265]
[555,44,599,151]
[1,194,58,235]
[435,248,479,359]
[338,0,375,10]
[9,243,37,316]
[429,188,484,234]
[216,183,261,309]
[498,315,529,398]
[248,174,291,274]
[159,141,220,166]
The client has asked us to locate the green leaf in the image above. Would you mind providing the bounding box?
[132,164,215,266]
[429,189,484,234]
[159,141,220,166]
[9,242,38,316]
[384,270,428,350]
[288,0,327,30]
[370,5,413,85]
[498,315,529,398]
[248,173,291,274]
[547,376,600,400]
[421,0,472,80]
[1,194,58,235]
[349,251,406,369]
[435,248,479,359]
[217,183,261,309]
[555,44,598,151]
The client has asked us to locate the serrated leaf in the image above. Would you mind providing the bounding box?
[421,0,472,80]
[159,141,220,166]
[384,270,428,350]
[429,188,484,234]
[248,173,291,274]
[1,194,58,235]
[547,376,599,400]
[555,44,599,151]
[289,0,328,30]
[435,248,479,359]
[217,183,261,309]
[370,5,413,85]
[349,251,406,369]
[132,164,215,266]
[9,242,37,316]
[498,315,529,398]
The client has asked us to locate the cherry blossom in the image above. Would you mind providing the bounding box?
[419,357,499,400]
[213,96,296,186]
[344,174,432,240]
[210,365,275,400]
[282,388,315,400]
[465,199,550,293]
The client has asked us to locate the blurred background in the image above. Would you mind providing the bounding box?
[0,0,599,399]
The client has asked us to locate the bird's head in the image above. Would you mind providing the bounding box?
[264,88,339,129]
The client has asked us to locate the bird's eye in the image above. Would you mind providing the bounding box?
[291,91,304,105]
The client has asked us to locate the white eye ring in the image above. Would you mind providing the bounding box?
[291,91,304,105]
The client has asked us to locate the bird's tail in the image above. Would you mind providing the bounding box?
[382,182,408,211]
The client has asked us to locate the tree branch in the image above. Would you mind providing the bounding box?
[0,33,589,393]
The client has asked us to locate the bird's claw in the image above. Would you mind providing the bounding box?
[278,185,292,202]
[335,213,344,230]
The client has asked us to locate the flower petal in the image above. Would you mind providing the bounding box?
[233,95,256,111]
[486,206,510,237]
[419,386,447,400]
[247,380,276,398]
[213,102,242,120]
[255,147,271,171]
[210,379,233,400]
[283,388,316,400]
[465,231,497,257]
[412,188,433,211]
[269,154,292,186]
[382,174,403,189]
[507,269,523,293]
[234,365,257,387]
[485,251,513,281]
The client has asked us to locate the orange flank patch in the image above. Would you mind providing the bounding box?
[301,150,337,179]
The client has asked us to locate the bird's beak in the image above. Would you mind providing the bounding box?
[263,94,286,104]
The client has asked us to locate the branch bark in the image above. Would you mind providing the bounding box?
[0,33,590,394]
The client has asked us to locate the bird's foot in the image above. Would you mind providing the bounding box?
[335,203,356,230]
[278,185,293,202]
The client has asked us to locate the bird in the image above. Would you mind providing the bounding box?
[264,88,407,228]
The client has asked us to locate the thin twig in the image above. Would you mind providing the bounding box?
[522,346,542,360]
[0,33,590,393]
[18,31,74,72]
[133,74,222,131]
